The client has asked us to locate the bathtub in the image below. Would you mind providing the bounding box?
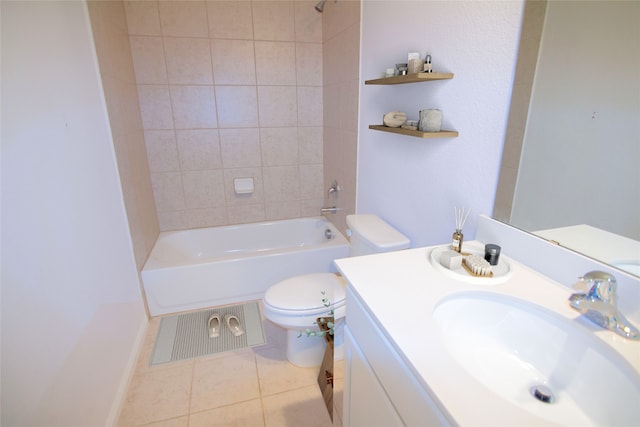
[142,217,350,316]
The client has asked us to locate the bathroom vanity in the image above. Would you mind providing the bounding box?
[334,220,640,426]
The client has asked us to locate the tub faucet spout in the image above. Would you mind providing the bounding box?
[321,206,337,214]
[568,271,639,340]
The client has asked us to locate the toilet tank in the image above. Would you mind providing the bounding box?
[346,214,410,256]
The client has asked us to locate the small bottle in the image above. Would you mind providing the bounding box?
[451,229,463,252]
[484,244,501,265]
[424,53,432,73]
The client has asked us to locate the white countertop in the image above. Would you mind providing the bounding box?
[335,241,640,426]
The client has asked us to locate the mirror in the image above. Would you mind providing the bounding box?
[494,0,640,276]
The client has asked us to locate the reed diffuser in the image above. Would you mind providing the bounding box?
[452,207,470,253]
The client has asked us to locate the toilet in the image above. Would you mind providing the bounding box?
[262,214,410,367]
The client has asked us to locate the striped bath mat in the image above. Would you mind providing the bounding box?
[150,301,266,366]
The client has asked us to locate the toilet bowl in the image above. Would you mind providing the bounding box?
[262,272,346,367]
[262,214,410,367]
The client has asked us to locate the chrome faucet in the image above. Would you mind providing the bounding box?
[568,271,639,340]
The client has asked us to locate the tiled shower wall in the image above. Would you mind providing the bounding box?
[125,1,324,231]
[321,0,360,234]
[88,1,159,271]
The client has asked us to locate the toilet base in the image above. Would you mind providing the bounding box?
[286,330,326,367]
[285,326,343,368]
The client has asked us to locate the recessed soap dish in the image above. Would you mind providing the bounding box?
[428,243,511,285]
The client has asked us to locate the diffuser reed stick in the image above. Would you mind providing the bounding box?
[452,207,470,252]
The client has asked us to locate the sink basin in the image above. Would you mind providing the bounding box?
[434,292,640,426]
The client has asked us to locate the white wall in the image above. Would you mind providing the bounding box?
[511,1,640,239]
[1,2,147,425]
[357,1,524,247]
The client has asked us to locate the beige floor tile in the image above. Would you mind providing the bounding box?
[140,416,189,427]
[188,399,265,427]
[262,385,333,427]
[118,364,193,426]
[255,346,319,396]
[190,351,260,413]
[262,319,287,350]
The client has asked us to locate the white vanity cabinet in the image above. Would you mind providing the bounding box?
[343,287,453,427]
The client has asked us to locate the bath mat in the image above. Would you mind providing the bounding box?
[150,301,266,366]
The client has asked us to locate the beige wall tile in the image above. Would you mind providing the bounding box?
[322,83,339,128]
[263,165,300,202]
[176,129,222,170]
[151,172,186,211]
[260,127,299,166]
[300,198,323,217]
[125,0,344,231]
[226,204,266,224]
[182,169,225,209]
[297,86,322,126]
[342,23,360,81]
[258,86,297,127]
[90,0,160,273]
[138,85,174,130]
[211,39,256,85]
[163,37,213,85]
[169,85,217,129]
[265,200,301,220]
[299,163,323,199]
[144,130,180,172]
[298,126,323,164]
[255,41,297,85]
[125,1,161,36]
[321,1,360,234]
[296,42,322,86]
[129,36,167,84]
[219,128,262,168]
[223,167,264,206]
[252,1,295,41]
[206,0,253,40]
[157,210,188,231]
[186,207,227,228]
[215,86,259,128]
[338,79,359,131]
[158,1,208,37]
[295,0,323,43]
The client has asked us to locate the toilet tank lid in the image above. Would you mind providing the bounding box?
[264,273,346,311]
[346,214,410,250]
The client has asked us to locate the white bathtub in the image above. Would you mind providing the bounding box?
[142,217,350,316]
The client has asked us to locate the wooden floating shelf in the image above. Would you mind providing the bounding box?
[369,125,459,139]
[365,72,454,85]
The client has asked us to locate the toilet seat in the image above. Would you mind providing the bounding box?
[263,273,346,316]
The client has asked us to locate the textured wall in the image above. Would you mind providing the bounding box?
[1,2,146,424]
[358,1,525,247]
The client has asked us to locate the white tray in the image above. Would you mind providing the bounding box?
[428,243,512,285]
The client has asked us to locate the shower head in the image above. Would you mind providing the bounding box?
[314,0,326,13]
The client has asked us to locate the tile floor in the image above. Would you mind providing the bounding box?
[117,304,343,427]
